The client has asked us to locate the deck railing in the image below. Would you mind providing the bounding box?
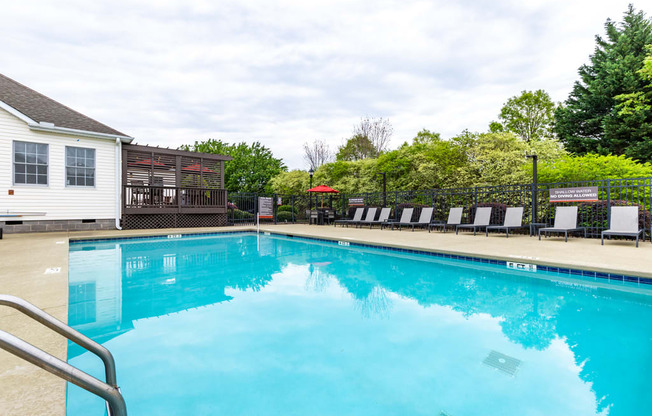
[124,185,227,213]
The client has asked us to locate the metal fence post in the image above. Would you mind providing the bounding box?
[291,195,295,223]
[254,193,258,225]
[273,193,278,224]
[394,191,398,221]
[606,179,611,228]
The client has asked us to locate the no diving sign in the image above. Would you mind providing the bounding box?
[549,186,598,203]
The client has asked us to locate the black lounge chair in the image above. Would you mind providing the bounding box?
[352,207,378,227]
[334,208,363,227]
[429,207,463,233]
[456,207,492,235]
[602,206,644,247]
[393,207,434,231]
[538,206,587,242]
[485,207,526,238]
[365,207,391,229]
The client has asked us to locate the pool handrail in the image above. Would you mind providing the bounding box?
[0,294,126,416]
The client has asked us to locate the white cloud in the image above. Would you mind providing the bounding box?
[0,0,638,168]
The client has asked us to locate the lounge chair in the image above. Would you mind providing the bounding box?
[485,207,526,238]
[456,207,492,235]
[334,207,363,227]
[393,207,434,231]
[538,206,586,242]
[428,207,463,233]
[352,207,378,228]
[602,206,644,247]
[383,207,413,230]
[365,207,391,229]
[355,208,378,227]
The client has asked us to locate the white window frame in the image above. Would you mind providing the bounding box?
[12,140,49,186]
[65,146,96,188]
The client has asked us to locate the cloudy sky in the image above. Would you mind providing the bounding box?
[0,0,641,169]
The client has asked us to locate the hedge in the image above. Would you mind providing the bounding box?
[276,211,294,222]
[277,205,298,214]
[232,209,254,220]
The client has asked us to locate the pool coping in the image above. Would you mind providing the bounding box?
[69,227,652,288]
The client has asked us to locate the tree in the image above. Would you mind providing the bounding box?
[336,134,376,161]
[352,117,393,157]
[555,5,652,160]
[613,45,652,160]
[268,170,311,194]
[453,132,567,187]
[179,139,286,193]
[303,139,332,170]
[535,153,652,183]
[492,90,556,142]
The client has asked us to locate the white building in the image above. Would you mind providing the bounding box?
[0,73,133,233]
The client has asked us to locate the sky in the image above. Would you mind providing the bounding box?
[0,0,642,169]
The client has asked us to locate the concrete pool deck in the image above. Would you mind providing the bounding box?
[1,224,651,415]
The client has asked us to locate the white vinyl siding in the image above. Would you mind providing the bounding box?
[0,107,118,221]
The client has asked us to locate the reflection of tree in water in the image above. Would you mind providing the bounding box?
[353,286,393,319]
[498,291,561,350]
[305,263,332,293]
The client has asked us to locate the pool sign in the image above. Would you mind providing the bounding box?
[348,197,364,206]
[258,197,274,219]
[549,186,599,203]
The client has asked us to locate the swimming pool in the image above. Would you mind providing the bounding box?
[67,232,652,415]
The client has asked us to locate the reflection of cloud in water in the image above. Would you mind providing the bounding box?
[354,286,393,319]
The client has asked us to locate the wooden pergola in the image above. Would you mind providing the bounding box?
[121,144,232,228]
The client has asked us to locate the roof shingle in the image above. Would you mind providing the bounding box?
[0,73,129,137]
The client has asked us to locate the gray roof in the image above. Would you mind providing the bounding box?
[0,73,129,137]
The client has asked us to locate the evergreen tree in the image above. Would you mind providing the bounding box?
[555,5,652,161]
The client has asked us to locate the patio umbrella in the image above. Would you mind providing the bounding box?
[129,158,166,167]
[182,163,217,174]
[306,184,339,208]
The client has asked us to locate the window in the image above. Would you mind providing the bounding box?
[66,146,96,187]
[13,141,48,185]
[68,282,97,325]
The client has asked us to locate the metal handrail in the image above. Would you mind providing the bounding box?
[0,294,126,416]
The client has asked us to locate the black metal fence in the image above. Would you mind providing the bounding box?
[227,177,652,238]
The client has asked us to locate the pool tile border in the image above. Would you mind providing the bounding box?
[69,230,652,287]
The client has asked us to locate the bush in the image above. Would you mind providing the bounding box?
[276,211,294,222]
[277,205,298,214]
[232,209,254,220]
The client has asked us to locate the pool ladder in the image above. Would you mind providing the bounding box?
[0,294,127,416]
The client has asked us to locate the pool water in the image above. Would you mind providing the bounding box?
[67,233,652,415]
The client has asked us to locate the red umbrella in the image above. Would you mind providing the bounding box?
[129,158,166,167]
[306,185,339,193]
[182,163,217,174]
[306,184,339,208]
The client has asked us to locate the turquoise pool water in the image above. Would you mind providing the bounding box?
[67,233,652,415]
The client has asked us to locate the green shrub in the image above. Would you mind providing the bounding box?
[276,211,294,222]
[277,205,298,214]
[535,154,652,183]
[232,209,254,220]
